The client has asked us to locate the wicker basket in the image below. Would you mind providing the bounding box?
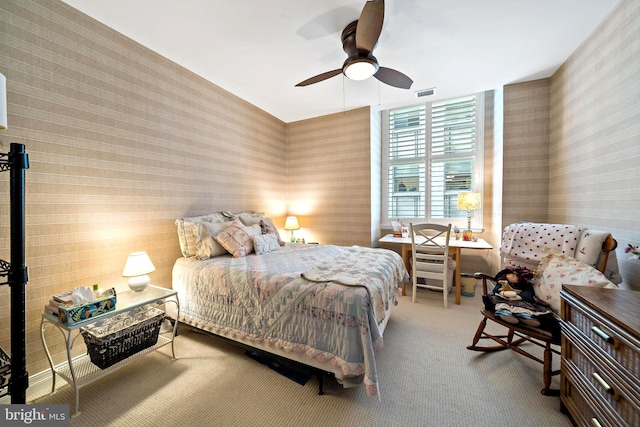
[82,307,164,369]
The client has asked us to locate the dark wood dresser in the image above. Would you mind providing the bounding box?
[560,285,640,427]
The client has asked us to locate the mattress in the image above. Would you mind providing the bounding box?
[170,243,406,396]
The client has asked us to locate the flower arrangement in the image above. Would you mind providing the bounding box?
[624,243,640,260]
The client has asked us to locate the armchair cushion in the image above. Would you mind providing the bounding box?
[533,247,617,313]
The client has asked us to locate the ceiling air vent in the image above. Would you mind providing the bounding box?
[415,87,436,98]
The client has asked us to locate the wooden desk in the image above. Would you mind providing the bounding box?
[379,234,493,305]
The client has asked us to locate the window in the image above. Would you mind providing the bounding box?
[382,94,484,228]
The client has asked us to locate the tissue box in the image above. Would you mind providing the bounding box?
[58,295,117,326]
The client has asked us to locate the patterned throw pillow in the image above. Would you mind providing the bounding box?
[194,221,234,260]
[259,219,285,246]
[533,247,617,313]
[214,219,255,257]
[253,234,281,255]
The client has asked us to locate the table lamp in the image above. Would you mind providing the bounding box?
[457,192,481,241]
[284,216,300,243]
[122,251,156,292]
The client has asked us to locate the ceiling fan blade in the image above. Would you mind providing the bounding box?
[356,0,384,53]
[374,66,413,89]
[295,69,343,87]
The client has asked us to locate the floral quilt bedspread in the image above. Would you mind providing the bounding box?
[301,245,401,324]
[172,244,406,396]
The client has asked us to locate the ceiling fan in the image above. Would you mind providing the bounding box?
[295,0,413,89]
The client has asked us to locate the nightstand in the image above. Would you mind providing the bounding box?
[40,285,179,417]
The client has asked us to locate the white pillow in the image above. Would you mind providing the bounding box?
[533,247,617,313]
[253,234,281,255]
[575,230,609,268]
[259,218,285,246]
[246,223,262,237]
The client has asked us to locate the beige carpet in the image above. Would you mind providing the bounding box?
[31,289,572,427]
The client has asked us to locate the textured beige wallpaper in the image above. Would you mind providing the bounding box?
[502,79,551,226]
[549,0,640,289]
[286,107,373,247]
[1,0,287,374]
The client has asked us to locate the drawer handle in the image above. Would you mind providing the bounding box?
[591,326,615,346]
[592,372,615,396]
[590,418,602,427]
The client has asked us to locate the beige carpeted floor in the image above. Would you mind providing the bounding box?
[31,289,572,427]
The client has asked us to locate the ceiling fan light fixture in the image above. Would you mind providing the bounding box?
[296,0,411,89]
[343,59,378,81]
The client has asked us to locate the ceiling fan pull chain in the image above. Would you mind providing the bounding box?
[343,75,346,113]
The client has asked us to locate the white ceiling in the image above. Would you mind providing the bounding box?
[62,0,619,123]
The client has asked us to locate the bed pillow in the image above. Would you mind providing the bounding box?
[253,234,281,255]
[237,211,264,226]
[214,219,255,257]
[259,218,285,246]
[176,211,264,257]
[176,220,197,257]
[533,247,617,313]
[194,221,234,260]
[175,212,233,257]
[575,230,609,268]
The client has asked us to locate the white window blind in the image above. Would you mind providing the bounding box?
[383,94,483,227]
[387,106,427,219]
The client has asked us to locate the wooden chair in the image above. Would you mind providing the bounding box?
[409,223,452,307]
[466,235,617,396]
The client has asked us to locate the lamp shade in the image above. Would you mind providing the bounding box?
[457,192,481,211]
[0,73,7,130]
[284,216,300,231]
[122,251,155,291]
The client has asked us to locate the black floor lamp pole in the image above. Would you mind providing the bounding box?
[8,142,29,403]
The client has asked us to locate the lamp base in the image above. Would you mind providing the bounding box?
[463,230,473,241]
[128,275,150,292]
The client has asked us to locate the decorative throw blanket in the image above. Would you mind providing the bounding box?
[501,223,585,263]
[301,246,399,324]
[173,244,406,397]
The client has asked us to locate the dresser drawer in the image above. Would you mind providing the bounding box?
[560,286,640,427]
[561,365,617,427]
[563,328,640,426]
[563,292,640,386]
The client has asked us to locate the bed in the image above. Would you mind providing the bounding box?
[169,212,407,397]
